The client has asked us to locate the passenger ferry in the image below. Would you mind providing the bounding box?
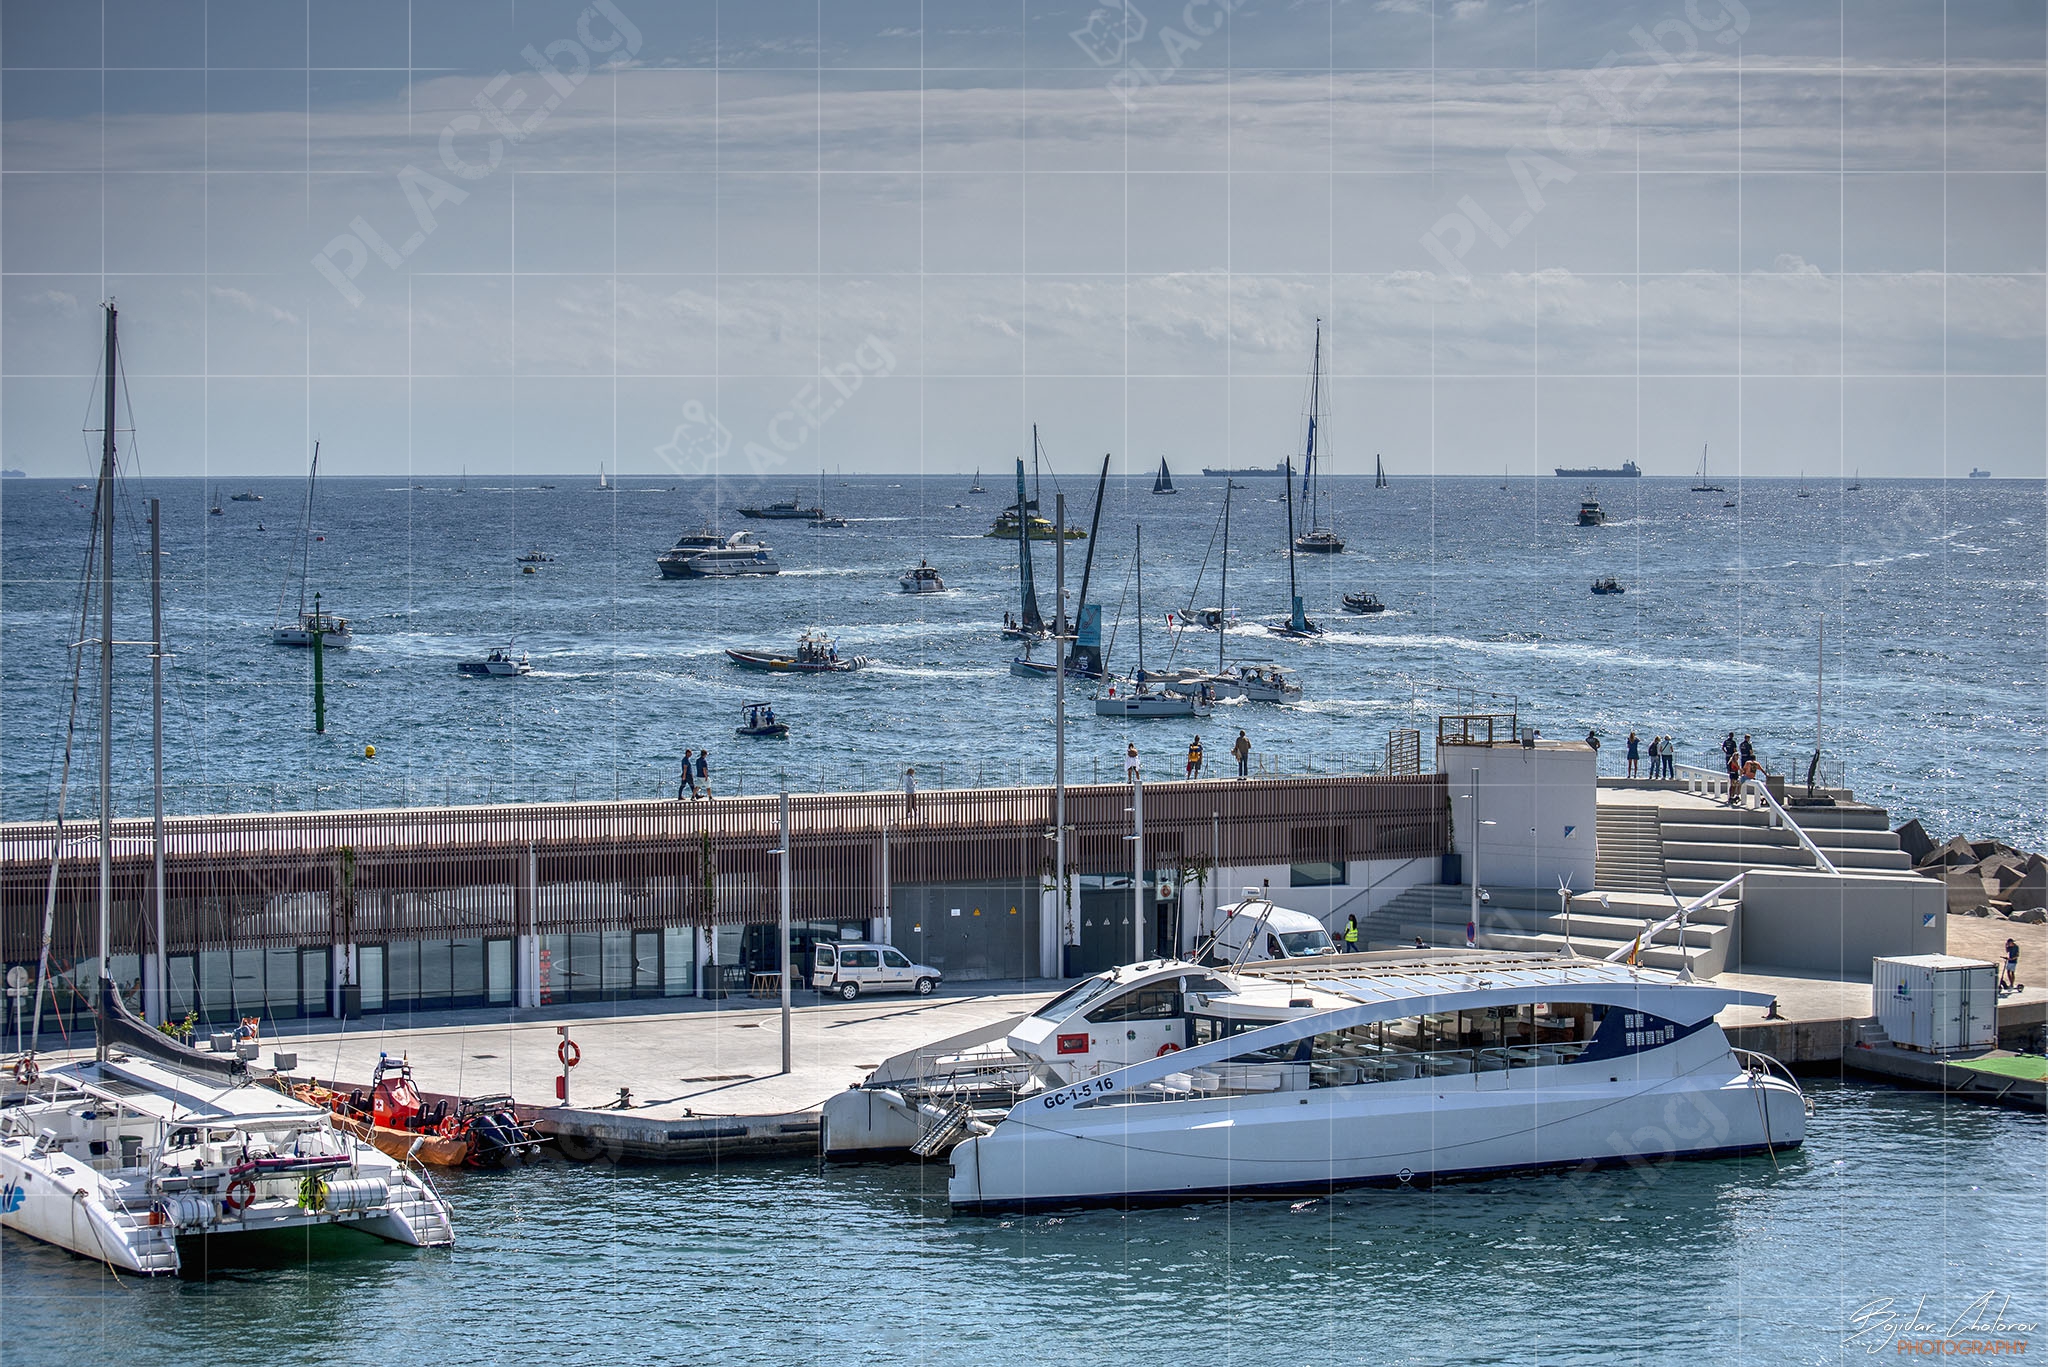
[935,948,1807,1210]
[656,529,780,578]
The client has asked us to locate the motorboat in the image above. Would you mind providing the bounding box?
[737,701,789,738]
[985,507,1086,541]
[1093,683,1211,719]
[810,515,849,528]
[726,629,868,672]
[0,1044,454,1274]
[458,649,531,676]
[941,949,1808,1210]
[271,443,352,646]
[1970,467,1992,478]
[290,1054,541,1168]
[229,489,261,502]
[1590,577,1624,596]
[1576,490,1607,526]
[737,494,824,520]
[1167,664,1302,704]
[515,548,553,564]
[1342,591,1385,614]
[900,561,946,593]
[657,529,780,578]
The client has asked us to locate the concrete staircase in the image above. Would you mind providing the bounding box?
[1595,805,1666,894]
[1360,883,1730,977]
[1657,803,1911,900]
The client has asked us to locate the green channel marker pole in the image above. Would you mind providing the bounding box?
[312,591,327,734]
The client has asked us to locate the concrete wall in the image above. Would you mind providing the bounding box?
[1732,870,1945,979]
[1440,741,1597,896]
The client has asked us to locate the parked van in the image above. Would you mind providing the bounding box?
[1200,890,1337,966]
[812,942,942,1000]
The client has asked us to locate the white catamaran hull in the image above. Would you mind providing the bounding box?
[949,1061,1805,1209]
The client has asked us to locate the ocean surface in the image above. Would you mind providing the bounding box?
[1,473,2042,848]
[1,1079,2041,1366]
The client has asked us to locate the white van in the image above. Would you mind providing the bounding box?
[812,942,942,1000]
[1201,890,1338,966]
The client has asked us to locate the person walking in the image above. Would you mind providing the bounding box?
[695,747,710,799]
[677,749,695,800]
[903,765,918,819]
[1465,916,1478,950]
[2004,937,2021,993]
[1343,914,1360,954]
[1186,735,1204,779]
[1232,729,1251,779]
[1124,742,1141,781]
[1626,730,1641,778]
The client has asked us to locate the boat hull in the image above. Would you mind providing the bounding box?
[272,628,351,647]
[725,649,863,673]
[1095,693,1210,718]
[657,559,780,578]
[948,1069,1805,1211]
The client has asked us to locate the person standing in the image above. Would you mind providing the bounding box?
[1186,735,1204,779]
[1232,729,1251,779]
[678,749,695,800]
[1465,916,1477,950]
[1343,914,1360,953]
[1739,734,1755,767]
[1626,729,1641,778]
[1585,729,1601,772]
[1724,748,1742,805]
[2004,937,2021,993]
[695,747,710,799]
[1645,734,1659,780]
[1723,731,1738,765]
[1125,742,1141,781]
[903,765,918,819]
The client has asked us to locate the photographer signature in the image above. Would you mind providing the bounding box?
[1847,1291,2038,1353]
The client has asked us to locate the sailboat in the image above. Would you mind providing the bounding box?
[598,463,610,490]
[1271,456,1321,639]
[1499,464,1508,491]
[209,488,223,515]
[1096,525,1208,719]
[1294,321,1344,554]
[270,442,352,646]
[1797,471,1814,498]
[968,468,984,494]
[1846,468,1863,491]
[1375,455,1388,490]
[1153,457,1177,495]
[1691,444,1725,492]
[1012,456,1111,680]
[1162,483,1303,703]
[1001,453,1048,641]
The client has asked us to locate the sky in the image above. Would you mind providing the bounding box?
[2,0,2045,480]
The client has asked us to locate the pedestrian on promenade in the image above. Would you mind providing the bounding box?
[695,748,710,798]
[1644,734,1659,780]
[2004,937,2021,993]
[903,765,918,819]
[1626,730,1641,778]
[1233,730,1251,779]
[1723,732,1738,765]
[1186,736,1204,779]
[1125,742,1141,781]
[1344,915,1360,953]
[1585,729,1601,771]
[1662,736,1677,779]
[678,749,695,800]
[1465,916,1477,949]
[1724,748,1742,805]
[1739,734,1755,767]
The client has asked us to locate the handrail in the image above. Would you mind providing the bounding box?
[1603,871,1747,966]
[1744,780,1839,874]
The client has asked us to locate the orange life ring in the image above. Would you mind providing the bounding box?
[11,1055,38,1086]
[558,1038,582,1068]
[222,1177,257,1214]
[1156,1043,1182,1057]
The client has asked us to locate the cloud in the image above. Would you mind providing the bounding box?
[210,285,300,326]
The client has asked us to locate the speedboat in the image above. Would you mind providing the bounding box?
[810,515,848,528]
[1342,591,1385,614]
[1,1046,453,1274]
[942,949,1808,1210]
[291,1054,542,1168]
[1590,577,1624,596]
[657,529,779,578]
[1094,682,1211,718]
[458,649,531,676]
[1577,490,1607,526]
[229,490,261,502]
[726,629,868,673]
[737,702,790,738]
[900,562,946,593]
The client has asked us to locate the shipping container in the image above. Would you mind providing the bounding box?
[1873,954,1997,1053]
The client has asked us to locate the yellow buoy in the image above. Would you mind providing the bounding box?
[364,744,376,759]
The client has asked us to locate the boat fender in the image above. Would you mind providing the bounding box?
[11,1054,37,1086]
[164,1194,217,1228]
[558,1038,582,1068]
[222,1177,258,1214]
[1156,1043,1182,1057]
[323,1178,391,1213]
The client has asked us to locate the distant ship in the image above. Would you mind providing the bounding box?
[1200,461,1289,477]
[0,468,24,478]
[1555,460,1641,478]
[1969,467,1992,478]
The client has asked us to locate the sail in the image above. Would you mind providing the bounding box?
[1375,454,1387,489]
[1153,457,1175,494]
[1066,455,1111,676]
[1015,457,1044,634]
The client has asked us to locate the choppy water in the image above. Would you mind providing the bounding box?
[1,474,2042,847]
[2,1080,2041,1366]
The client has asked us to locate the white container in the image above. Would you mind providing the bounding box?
[1873,954,1998,1053]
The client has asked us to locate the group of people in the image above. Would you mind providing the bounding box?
[1621,730,1680,779]
[1721,732,1763,804]
[676,748,711,800]
[1163,730,1254,780]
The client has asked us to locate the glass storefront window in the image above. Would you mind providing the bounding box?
[662,927,694,996]
[451,938,486,1005]
[419,939,452,1002]
[359,945,385,1012]
[487,938,514,1005]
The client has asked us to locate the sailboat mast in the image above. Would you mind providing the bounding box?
[1016,450,1042,632]
[150,497,165,1026]
[299,441,319,617]
[1135,524,1144,678]
[1304,321,1322,529]
[1217,482,1230,674]
[1284,456,1299,605]
[97,303,117,1058]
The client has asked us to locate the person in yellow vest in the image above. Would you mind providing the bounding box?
[1343,914,1360,953]
[1185,736,1203,779]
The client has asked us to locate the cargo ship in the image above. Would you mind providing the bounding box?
[1554,460,1642,478]
[1200,461,1290,477]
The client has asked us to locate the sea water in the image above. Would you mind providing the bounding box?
[1,1080,2041,1365]
[1,475,2041,848]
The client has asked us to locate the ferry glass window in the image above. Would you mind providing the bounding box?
[1085,988,1179,1023]
[1030,972,1117,1020]
[1289,860,1346,887]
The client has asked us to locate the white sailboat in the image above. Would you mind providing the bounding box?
[598,463,610,490]
[270,442,351,646]
[1096,526,1209,719]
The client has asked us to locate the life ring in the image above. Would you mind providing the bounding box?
[558,1039,582,1068]
[1156,1043,1182,1057]
[222,1177,257,1214]
[11,1055,38,1086]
